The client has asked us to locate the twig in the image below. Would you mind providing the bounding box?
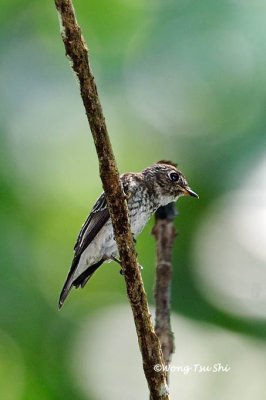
[152,203,176,382]
[54,1,169,398]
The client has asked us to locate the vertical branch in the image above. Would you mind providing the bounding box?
[152,203,177,382]
[54,1,170,398]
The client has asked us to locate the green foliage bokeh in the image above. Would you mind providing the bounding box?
[0,1,265,399]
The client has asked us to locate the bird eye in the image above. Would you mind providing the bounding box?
[169,172,179,182]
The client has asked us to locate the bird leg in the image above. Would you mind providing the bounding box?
[111,256,143,275]
[110,256,124,274]
[111,256,121,266]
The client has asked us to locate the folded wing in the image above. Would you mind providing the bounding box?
[59,193,110,308]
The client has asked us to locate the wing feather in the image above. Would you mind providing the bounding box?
[74,193,109,255]
[59,178,138,308]
[59,193,110,308]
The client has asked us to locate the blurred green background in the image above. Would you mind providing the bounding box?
[1,1,266,399]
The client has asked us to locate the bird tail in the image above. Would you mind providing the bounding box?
[58,260,104,309]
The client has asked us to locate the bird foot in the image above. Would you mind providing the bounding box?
[119,263,143,275]
[112,255,143,275]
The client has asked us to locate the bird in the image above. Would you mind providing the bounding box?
[59,160,198,308]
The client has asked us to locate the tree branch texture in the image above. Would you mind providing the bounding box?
[54,1,169,398]
[152,203,177,382]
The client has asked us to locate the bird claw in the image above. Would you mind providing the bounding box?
[119,263,143,276]
[113,254,143,275]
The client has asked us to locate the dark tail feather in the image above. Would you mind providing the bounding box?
[73,260,104,288]
[58,260,104,309]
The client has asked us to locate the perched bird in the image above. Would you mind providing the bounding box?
[59,160,198,308]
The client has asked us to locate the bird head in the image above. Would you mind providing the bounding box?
[143,160,199,206]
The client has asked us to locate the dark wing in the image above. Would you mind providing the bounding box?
[59,178,137,308]
[73,175,136,256]
[74,193,109,256]
[58,193,109,308]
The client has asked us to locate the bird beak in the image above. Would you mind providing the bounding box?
[183,187,199,198]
